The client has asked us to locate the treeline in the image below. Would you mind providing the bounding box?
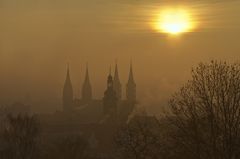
[0,114,103,159]
[116,61,240,159]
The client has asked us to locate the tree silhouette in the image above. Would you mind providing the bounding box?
[115,116,161,159]
[45,135,88,159]
[0,114,40,159]
[169,61,240,159]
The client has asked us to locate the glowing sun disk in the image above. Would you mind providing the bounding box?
[154,8,194,35]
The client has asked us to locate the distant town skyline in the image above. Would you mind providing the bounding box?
[0,0,240,114]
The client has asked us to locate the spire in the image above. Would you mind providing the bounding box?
[126,60,136,103]
[82,62,92,102]
[84,63,90,84]
[113,60,122,100]
[114,61,120,82]
[107,66,113,89]
[63,64,74,112]
[128,60,135,84]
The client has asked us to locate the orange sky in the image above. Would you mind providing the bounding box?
[0,0,240,113]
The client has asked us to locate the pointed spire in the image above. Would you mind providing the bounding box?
[84,62,90,84]
[63,63,73,112]
[113,59,122,100]
[114,60,120,81]
[65,63,71,84]
[82,62,92,102]
[126,60,136,103]
[107,65,113,88]
[128,60,135,84]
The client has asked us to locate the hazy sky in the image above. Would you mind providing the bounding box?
[1,0,240,113]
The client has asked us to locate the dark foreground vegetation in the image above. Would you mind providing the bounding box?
[1,61,240,159]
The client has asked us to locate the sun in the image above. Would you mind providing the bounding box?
[153,8,195,35]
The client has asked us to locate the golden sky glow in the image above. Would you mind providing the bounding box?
[0,1,240,113]
[153,8,196,35]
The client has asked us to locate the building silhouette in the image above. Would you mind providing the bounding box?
[103,69,118,121]
[126,61,136,103]
[62,62,136,123]
[82,64,92,104]
[62,64,74,112]
[113,63,122,100]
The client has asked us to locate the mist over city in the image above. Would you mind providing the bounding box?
[1,0,240,159]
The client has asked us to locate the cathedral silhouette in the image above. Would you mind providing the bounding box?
[62,62,136,123]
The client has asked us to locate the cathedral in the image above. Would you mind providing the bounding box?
[62,62,137,123]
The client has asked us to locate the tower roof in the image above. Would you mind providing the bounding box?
[82,63,92,101]
[107,66,114,88]
[113,61,122,100]
[83,63,91,85]
[65,64,72,86]
[108,66,113,79]
[114,62,120,83]
[128,61,135,84]
[63,64,73,98]
[63,64,73,112]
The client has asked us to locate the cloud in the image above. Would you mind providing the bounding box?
[109,0,239,7]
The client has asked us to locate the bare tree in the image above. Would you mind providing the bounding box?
[115,116,161,159]
[169,61,240,159]
[45,135,88,159]
[0,114,40,159]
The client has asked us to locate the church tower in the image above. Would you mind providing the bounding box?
[82,64,92,103]
[103,68,118,118]
[63,64,74,112]
[126,61,136,103]
[113,62,122,100]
